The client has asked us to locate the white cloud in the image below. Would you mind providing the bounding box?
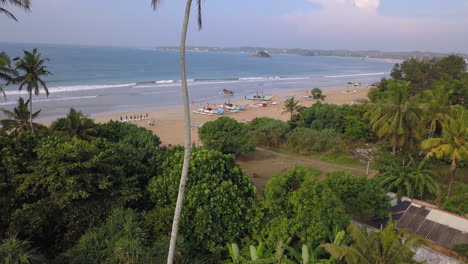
[280,0,468,53]
[354,0,380,10]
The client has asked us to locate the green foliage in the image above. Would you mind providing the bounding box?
[376,156,439,199]
[343,115,373,141]
[311,88,326,101]
[286,128,344,154]
[147,149,256,257]
[249,117,290,147]
[368,80,423,154]
[291,103,347,132]
[0,121,162,258]
[322,221,427,264]
[67,208,165,264]
[0,97,41,135]
[323,171,389,219]
[258,165,349,247]
[442,182,468,215]
[0,51,16,100]
[0,0,31,21]
[0,234,45,264]
[199,117,254,155]
[283,97,302,119]
[50,108,96,139]
[452,243,468,257]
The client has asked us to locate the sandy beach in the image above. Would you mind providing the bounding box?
[92,86,371,146]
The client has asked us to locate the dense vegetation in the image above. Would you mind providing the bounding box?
[0,44,467,262]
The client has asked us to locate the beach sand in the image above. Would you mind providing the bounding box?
[92,86,371,146]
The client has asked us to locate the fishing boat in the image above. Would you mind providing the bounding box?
[193,106,225,116]
[218,89,235,95]
[247,95,274,101]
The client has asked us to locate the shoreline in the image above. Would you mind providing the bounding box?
[89,85,371,146]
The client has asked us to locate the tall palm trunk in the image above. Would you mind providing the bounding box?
[28,89,34,133]
[166,0,193,263]
[448,163,457,197]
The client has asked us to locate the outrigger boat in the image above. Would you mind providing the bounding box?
[193,106,225,116]
[247,95,274,101]
[218,89,235,95]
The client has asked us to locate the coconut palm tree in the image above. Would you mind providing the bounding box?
[0,52,17,100]
[283,97,301,119]
[420,86,451,138]
[379,155,439,199]
[368,81,423,154]
[50,108,96,139]
[0,234,45,264]
[311,88,326,102]
[11,48,51,133]
[151,0,202,263]
[0,97,40,135]
[421,106,468,197]
[0,0,30,21]
[322,221,426,264]
[407,156,439,199]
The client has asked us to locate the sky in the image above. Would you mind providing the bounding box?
[1,0,468,53]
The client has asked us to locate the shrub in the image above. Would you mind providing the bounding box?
[258,166,349,247]
[453,243,468,257]
[147,149,256,258]
[323,171,389,219]
[291,103,348,132]
[249,117,290,147]
[286,128,344,154]
[199,117,254,155]
[344,115,373,141]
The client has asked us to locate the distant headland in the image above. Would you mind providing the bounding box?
[250,50,272,58]
[154,46,468,61]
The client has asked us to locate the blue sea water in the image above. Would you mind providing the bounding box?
[0,42,396,120]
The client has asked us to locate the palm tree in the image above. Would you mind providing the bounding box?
[0,97,40,135]
[311,88,326,102]
[420,86,451,138]
[11,48,51,133]
[0,0,30,21]
[50,108,96,139]
[0,234,45,264]
[379,156,439,199]
[0,52,17,100]
[322,221,426,264]
[151,0,202,263]
[283,97,301,119]
[368,81,422,154]
[407,156,439,199]
[421,106,468,197]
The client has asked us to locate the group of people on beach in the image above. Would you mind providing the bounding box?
[119,113,150,123]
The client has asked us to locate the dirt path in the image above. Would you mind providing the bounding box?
[237,148,377,193]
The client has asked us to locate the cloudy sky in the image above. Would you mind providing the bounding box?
[1,0,468,53]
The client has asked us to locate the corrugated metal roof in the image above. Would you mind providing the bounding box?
[397,205,468,249]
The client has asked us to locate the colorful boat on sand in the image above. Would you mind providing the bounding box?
[218,89,235,95]
[247,95,274,101]
[193,107,225,116]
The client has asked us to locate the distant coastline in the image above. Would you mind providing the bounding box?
[154,46,468,61]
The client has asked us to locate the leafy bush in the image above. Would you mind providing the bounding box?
[290,103,348,132]
[249,117,290,147]
[147,149,256,258]
[257,165,349,247]
[323,171,389,219]
[442,182,468,215]
[199,117,254,155]
[344,115,374,141]
[452,243,468,257]
[286,128,344,154]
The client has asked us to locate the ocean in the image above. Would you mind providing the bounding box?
[0,43,395,121]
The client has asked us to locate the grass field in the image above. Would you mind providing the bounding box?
[237,148,376,193]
